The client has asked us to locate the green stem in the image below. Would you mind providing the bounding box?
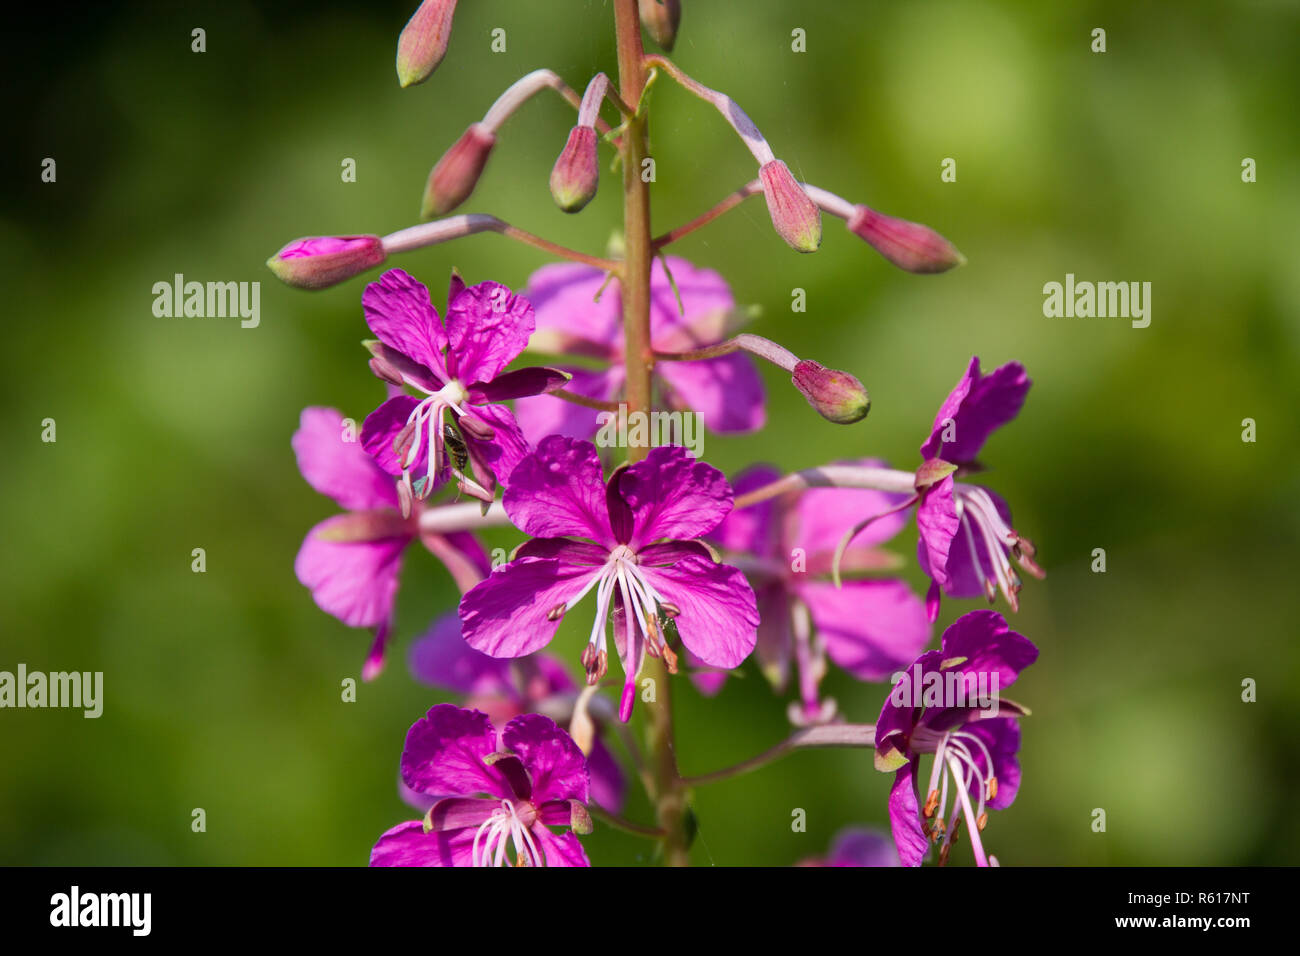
[613,0,690,868]
[680,723,878,787]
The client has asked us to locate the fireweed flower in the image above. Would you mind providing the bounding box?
[370,704,592,867]
[459,438,760,722]
[292,406,490,679]
[409,612,626,812]
[711,463,930,724]
[875,609,1037,867]
[512,257,765,441]
[359,269,569,509]
[915,357,1043,620]
[798,827,901,867]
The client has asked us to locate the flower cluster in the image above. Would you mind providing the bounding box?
[272,0,1044,867]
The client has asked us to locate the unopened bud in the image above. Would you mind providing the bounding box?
[638,0,682,52]
[421,123,496,219]
[550,126,600,212]
[266,235,386,290]
[397,0,458,88]
[792,360,869,424]
[759,160,821,253]
[846,205,964,274]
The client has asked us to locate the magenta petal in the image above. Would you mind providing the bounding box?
[647,256,736,343]
[619,445,733,547]
[515,537,610,565]
[362,269,449,378]
[362,395,424,478]
[798,579,931,681]
[915,476,959,590]
[531,827,591,867]
[587,739,626,813]
[875,649,941,753]
[964,717,1022,809]
[640,556,758,668]
[408,611,512,696]
[826,827,902,867]
[369,820,476,867]
[504,437,614,544]
[295,518,407,628]
[656,352,766,434]
[460,403,530,487]
[920,357,1031,463]
[293,407,398,511]
[938,609,1038,694]
[796,461,909,553]
[888,760,930,868]
[935,487,1014,599]
[710,465,781,556]
[501,713,590,804]
[459,558,595,658]
[400,704,505,798]
[525,262,622,347]
[513,366,621,445]
[445,280,535,384]
[467,366,570,404]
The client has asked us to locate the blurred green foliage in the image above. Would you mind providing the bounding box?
[2,0,1298,866]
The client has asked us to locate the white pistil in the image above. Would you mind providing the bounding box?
[471,800,543,867]
[400,380,470,497]
[570,545,670,666]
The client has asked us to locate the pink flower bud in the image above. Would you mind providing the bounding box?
[421,123,496,219]
[759,160,822,253]
[396,0,459,88]
[639,0,682,52]
[549,126,600,213]
[266,235,386,290]
[846,205,965,273]
[792,360,870,424]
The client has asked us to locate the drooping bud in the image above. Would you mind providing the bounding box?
[396,0,458,88]
[638,0,682,51]
[791,360,869,424]
[846,205,965,273]
[550,126,600,212]
[421,123,496,219]
[759,160,822,253]
[266,235,386,290]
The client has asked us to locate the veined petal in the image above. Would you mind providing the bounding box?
[446,280,535,384]
[915,476,960,590]
[294,519,407,629]
[369,820,477,867]
[640,555,758,669]
[460,402,530,487]
[502,713,590,805]
[293,407,398,511]
[362,395,425,478]
[362,269,449,378]
[619,444,733,547]
[963,717,1023,810]
[400,704,505,799]
[504,437,614,544]
[798,579,931,681]
[466,366,570,404]
[459,558,595,658]
[920,357,1030,463]
[888,760,930,868]
[530,827,590,867]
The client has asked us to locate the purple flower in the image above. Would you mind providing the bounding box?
[459,438,760,721]
[370,704,592,867]
[914,357,1043,620]
[512,257,765,441]
[875,609,1037,867]
[409,612,626,812]
[711,462,931,724]
[798,827,901,867]
[292,406,489,679]
[358,269,569,510]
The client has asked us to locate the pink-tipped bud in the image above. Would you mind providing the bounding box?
[638,0,682,52]
[396,0,458,88]
[792,360,870,424]
[266,235,386,290]
[550,126,600,212]
[759,160,822,253]
[421,123,496,219]
[846,205,965,273]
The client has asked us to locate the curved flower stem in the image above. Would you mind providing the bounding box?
[680,723,878,787]
[642,55,775,164]
[551,388,623,412]
[654,332,798,371]
[652,179,761,248]
[590,806,666,840]
[733,464,918,511]
[382,215,619,272]
[614,0,691,868]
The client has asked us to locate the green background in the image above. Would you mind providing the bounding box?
[3,0,1298,866]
